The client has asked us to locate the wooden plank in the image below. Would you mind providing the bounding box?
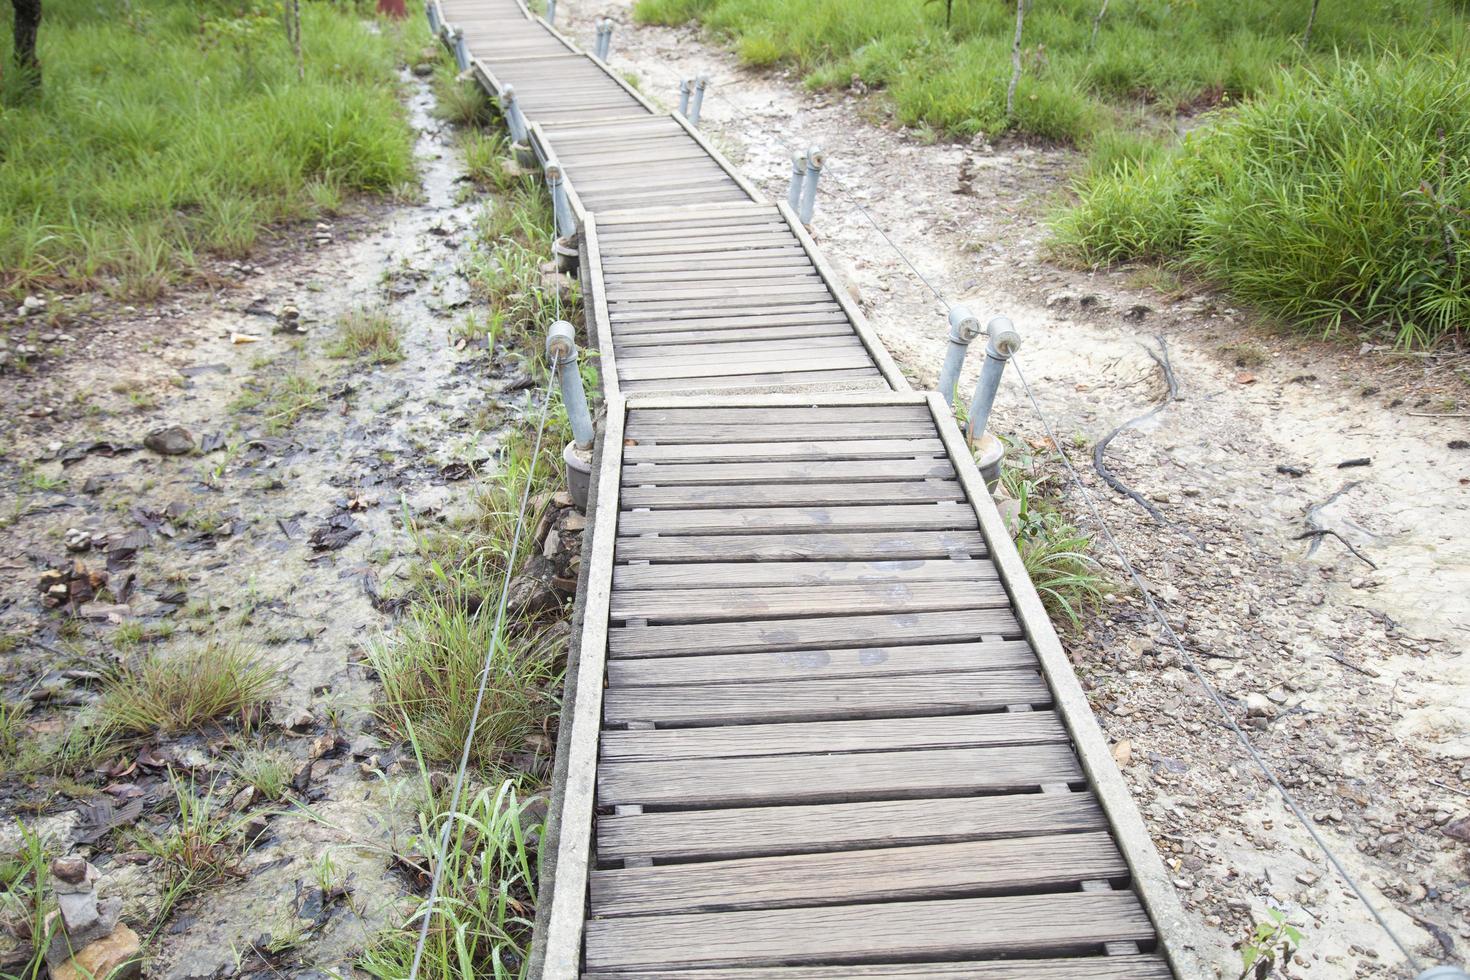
[582,955,1173,979]
[621,458,955,486]
[622,439,944,463]
[623,419,929,442]
[618,369,885,394]
[607,282,832,303]
[601,670,1047,726]
[614,529,984,562]
[619,481,967,508]
[616,325,854,347]
[924,394,1198,976]
[609,310,848,332]
[583,892,1156,971]
[608,607,1019,657]
[604,641,1032,688]
[599,707,1058,759]
[615,503,974,535]
[609,301,842,324]
[617,351,877,384]
[538,398,625,979]
[614,336,862,361]
[590,832,1127,916]
[626,404,930,424]
[596,792,1108,863]
[609,579,1004,622]
[597,742,1079,807]
[611,558,993,589]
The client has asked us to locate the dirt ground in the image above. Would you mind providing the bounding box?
[557,4,1470,976]
[0,72,543,976]
[2,10,1468,979]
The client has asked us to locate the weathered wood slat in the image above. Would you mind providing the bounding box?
[583,892,1155,971]
[623,420,932,442]
[581,955,1173,979]
[622,439,945,463]
[599,707,1057,758]
[597,742,1079,807]
[608,608,1020,657]
[611,558,993,590]
[616,504,973,537]
[614,336,862,361]
[620,480,966,508]
[595,791,1107,862]
[617,351,878,383]
[601,670,1048,725]
[590,832,1127,916]
[616,324,855,346]
[609,579,1004,622]
[604,641,1032,687]
[621,458,956,486]
[618,369,885,394]
[614,529,984,562]
[626,405,931,424]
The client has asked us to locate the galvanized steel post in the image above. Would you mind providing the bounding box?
[1418,969,1470,980]
[545,0,556,24]
[787,151,808,212]
[547,321,594,450]
[798,145,823,224]
[937,304,981,411]
[966,317,1022,445]
[450,26,469,71]
[595,19,613,59]
[500,85,529,145]
[426,1,440,35]
[544,159,576,240]
[688,74,709,126]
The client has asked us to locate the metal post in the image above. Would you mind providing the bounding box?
[787,152,808,212]
[547,322,594,450]
[426,2,440,35]
[688,74,708,126]
[966,317,1022,445]
[597,20,614,59]
[937,304,981,411]
[545,0,556,24]
[677,78,692,116]
[451,27,469,71]
[798,145,823,224]
[545,160,576,239]
[1417,969,1470,980]
[500,86,528,144]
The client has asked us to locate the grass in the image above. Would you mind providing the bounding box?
[98,643,283,735]
[230,746,295,801]
[134,776,256,919]
[997,443,1105,629]
[635,0,1467,143]
[360,778,540,979]
[230,370,326,433]
[0,822,58,977]
[329,306,406,364]
[1055,54,1470,345]
[0,0,423,296]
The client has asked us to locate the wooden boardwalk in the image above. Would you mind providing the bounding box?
[430,1,1197,975]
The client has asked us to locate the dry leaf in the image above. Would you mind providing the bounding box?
[1112,738,1133,767]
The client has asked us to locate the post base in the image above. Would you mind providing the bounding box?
[564,441,593,512]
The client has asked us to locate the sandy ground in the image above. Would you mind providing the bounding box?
[554,4,1470,976]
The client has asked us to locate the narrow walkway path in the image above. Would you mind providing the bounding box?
[431,1,1198,974]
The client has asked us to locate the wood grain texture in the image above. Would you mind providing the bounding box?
[621,439,944,463]
[616,504,975,538]
[608,608,1021,657]
[609,580,1006,622]
[621,458,956,486]
[601,670,1048,726]
[582,891,1156,971]
[597,742,1081,807]
[613,529,985,562]
[611,559,994,590]
[580,955,1173,979]
[590,832,1127,916]
[596,791,1107,862]
[604,640,1033,687]
[598,708,1060,759]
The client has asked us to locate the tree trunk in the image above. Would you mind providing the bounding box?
[11,0,42,90]
[1302,0,1321,46]
[1006,0,1025,118]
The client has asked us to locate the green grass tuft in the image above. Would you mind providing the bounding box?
[329,306,406,364]
[0,0,422,294]
[99,643,283,735]
[1055,55,1470,345]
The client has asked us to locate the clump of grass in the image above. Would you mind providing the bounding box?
[230,747,295,801]
[0,0,422,294]
[0,822,58,976]
[135,776,255,916]
[635,0,1468,144]
[1056,54,1470,346]
[329,306,406,364]
[99,643,283,735]
[997,445,1105,629]
[230,371,325,433]
[359,778,540,979]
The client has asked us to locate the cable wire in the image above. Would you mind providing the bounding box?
[406,352,562,980]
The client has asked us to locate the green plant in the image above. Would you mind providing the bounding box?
[359,777,540,980]
[328,306,406,364]
[1056,54,1470,345]
[1237,907,1305,979]
[0,823,58,977]
[135,776,256,913]
[997,444,1106,628]
[99,643,283,735]
[230,746,295,801]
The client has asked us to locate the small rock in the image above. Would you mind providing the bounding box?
[285,708,316,731]
[143,426,194,456]
[1444,816,1470,844]
[50,923,141,980]
[1245,693,1273,717]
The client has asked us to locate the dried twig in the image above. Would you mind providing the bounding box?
[1092,336,1178,526]
[1293,528,1377,568]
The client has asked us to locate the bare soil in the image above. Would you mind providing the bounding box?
[563,4,1470,976]
[0,73,534,976]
